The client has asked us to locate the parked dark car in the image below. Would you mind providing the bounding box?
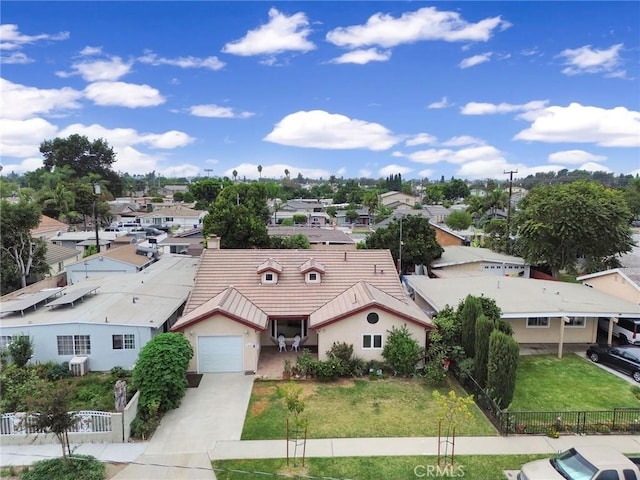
[586,344,640,382]
[144,227,163,236]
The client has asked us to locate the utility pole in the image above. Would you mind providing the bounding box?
[504,169,518,231]
[204,168,213,178]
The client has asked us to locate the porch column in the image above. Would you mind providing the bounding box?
[607,317,618,346]
[558,316,570,359]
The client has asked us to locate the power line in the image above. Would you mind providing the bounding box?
[503,169,518,231]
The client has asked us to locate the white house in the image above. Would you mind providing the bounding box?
[0,255,198,371]
[136,205,207,230]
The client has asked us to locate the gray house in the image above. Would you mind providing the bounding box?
[0,255,198,371]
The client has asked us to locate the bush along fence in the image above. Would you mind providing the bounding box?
[0,391,140,445]
[456,372,640,436]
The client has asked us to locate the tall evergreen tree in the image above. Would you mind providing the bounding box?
[459,295,483,358]
[486,330,519,409]
[473,314,495,387]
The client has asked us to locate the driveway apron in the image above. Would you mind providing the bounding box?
[143,373,254,456]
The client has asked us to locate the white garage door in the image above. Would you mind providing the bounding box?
[198,336,243,373]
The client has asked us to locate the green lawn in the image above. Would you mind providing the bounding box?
[213,454,548,480]
[510,354,640,411]
[242,378,497,439]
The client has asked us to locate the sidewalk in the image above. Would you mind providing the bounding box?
[2,435,639,467]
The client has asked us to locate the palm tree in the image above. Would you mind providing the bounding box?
[486,188,508,218]
[284,168,290,179]
[232,170,238,182]
[257,165,262,181]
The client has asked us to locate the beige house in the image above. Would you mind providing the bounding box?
[380,191,419,209]
[431,246,530,278]
[171,242,432,373]
[577,268,640,304]
[405,275,640,357]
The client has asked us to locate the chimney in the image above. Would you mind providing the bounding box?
[207,235,221,250]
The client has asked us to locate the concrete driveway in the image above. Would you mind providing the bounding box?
[144,373,254,456]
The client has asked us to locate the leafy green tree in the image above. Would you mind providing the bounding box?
[445,210,473,230]
[132,333,193,414]
[364,215,443,274]
[459,295,483,359]
[362,191,380,221]
[7,334,33,368]
[188,178,225,207]
[293,213,308,225]
[485,188,508,217]
[486,330,519,409]
[473,315,494,387]
[203,183,271,248]
[465,195,486,223]
[423,184,444,204]
[443,178,470,201]
[514,181,634,277]
[382,324,423,376]
[621,177,640,219]
[483,219,513,254]
[345,208,359,224]
[269,234,310,249]
[477,297,502,323]
[173,191,185,202]
[0,200,49,293]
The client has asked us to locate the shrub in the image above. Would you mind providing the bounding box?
[423,352,447,387]
[0,364,50,412]
[130,401,161,440]
[132,333,193,414]
[459,296,483,359]
[382,324,423,376]
[631,385,640,401]
[486,330,519,409]
[8,334,33,368]
[326,342,364,377]
[109,366,130,382]
[473,314,495,388]
[20,455,105,480]
[295,349,316,377]
[45,362,72,381]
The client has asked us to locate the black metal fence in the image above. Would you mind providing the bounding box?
[455,372,640,436]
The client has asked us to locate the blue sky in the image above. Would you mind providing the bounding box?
[1,2,639,182]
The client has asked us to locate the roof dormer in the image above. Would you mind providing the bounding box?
[299,258,326,284]
[257,258,283,285]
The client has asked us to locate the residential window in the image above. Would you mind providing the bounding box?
[263,272,277,284]
[164,217,173,222]
[112,334,135,350]
[309,273,317,281]
[526,317,549,328]
[362,334,383,349]
[0,336,12,349]
[367,312,379,324]
[566,316,586,327]
[57,335,91,355]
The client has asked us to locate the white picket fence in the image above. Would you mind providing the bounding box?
[1,410,112,435]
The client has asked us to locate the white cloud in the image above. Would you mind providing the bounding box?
[559,43,624,76]
[459,52,492,69]
[0,24,68,50]
[0,156,46,174]
[1,78,83,120]
[441,136,484,147]
[514,103,640,147]
[264,110,400,150]
[57,56,133,81]
[336,167,347,177]
[378,164,413,177]
[59,123,193,150]
[461,100,548,115]
[138,51,226,70]
[0,117,58,157]
[456,159,560,180]
[578,162,612,173]
[84,82,165,108]
[79,46,103,56]
[406,133,437,147]
[222,8,315,57]
[1,52,33,64]
[358,168,373,178]
[226,163,331,180]
[189,104,254,119]
[159,163,202,178]
[326,7,509,49]
[547,150,607,165]
[329,48,391,65]
[427,96,451,109]
[142,131,195,149]
[418,168,435,178]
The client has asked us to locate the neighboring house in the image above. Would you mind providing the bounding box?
[136,205,207,229]
[31,215,68,240]
[374,207,451,230]
[158,237,203,256]
[45,243,81,275]
[279,199,325,213]
[335,208,371,227]
[271,210,330,226]
[49,231,122,253]
[0,255,198,371]
[66,244,159,284]
[108,202,139,223]
[267,226,356,250]
[430,246,531,278]
[380,191,419,209]
[405,274,640,354]
[577,268,640,304]
[159,184,189,197]
[430,223,466,247]
[171,240,432,373]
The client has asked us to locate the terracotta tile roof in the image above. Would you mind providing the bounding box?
[173,287,268,331]
[137,205,204,218]
[257,258,283,274]
[299,258,326,274]
[184,249,412,319]
[31,215,68,239]
[99,244,157,267]
[310,281,431,328]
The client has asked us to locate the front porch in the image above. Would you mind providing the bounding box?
[256,346,318,380]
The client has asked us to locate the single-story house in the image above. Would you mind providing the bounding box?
[335,208,371,227]
[405,274,640,356]
[577,268,640,304]
[65,244,159,284]
[31,215,68,240]
[271,210,330,226]
[171,240,432,373]
[267,226,356,250]
[279,199,325,213]
[158,237,203,256]
[48,231,123,253]
[0,255,198,371]
[430,246,531,278]
[136,205,207,230]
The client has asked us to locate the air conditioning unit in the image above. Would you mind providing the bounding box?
[69,356,89,376]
